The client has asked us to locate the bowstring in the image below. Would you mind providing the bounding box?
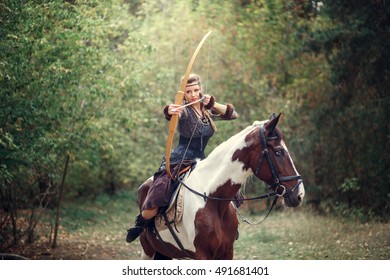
[176,115,200,175]
[204,33,212,96]
[176,33,212,175]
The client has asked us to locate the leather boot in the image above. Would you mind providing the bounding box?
[126,214,153,243]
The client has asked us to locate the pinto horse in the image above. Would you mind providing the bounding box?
[137,113,305,260]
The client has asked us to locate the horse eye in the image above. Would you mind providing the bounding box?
[275,150,284,156]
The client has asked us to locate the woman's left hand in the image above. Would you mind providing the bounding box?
[202,94,211,106]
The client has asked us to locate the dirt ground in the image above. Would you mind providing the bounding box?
[2,235,141,260]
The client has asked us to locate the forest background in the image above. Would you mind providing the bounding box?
[1,0,389,256]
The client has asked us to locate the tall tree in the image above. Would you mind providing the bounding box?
[0,0,152,247]
[305,0,390,217]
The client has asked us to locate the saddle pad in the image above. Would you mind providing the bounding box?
[154,171,190,232]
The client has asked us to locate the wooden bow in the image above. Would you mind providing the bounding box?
[165,30,212,179]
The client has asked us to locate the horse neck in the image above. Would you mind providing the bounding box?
[189,125,255,198]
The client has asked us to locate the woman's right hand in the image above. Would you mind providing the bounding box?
[167,104,182,115]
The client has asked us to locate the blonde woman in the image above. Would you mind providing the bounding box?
[126,73,238,243]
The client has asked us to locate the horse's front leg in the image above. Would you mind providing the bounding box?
[219,246,234,260]
[193,206,237,259]
[193,228,234,259]
[193,241,234,260]
[194,252,207,260]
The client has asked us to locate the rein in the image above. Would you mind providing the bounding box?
[178,177,276,202]
[176,124,303,224]
[177,177,279,226]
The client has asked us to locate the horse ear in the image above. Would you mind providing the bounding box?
[265,113,281,133]
[269,113,277,120]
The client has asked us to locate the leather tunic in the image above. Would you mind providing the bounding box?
[142,103,236,211]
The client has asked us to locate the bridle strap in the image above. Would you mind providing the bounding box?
[279,175,303,182]
[234,195,279,225]
[261,127,281,183]
[178,177,276,203]
[255,126,302,190]
[256,126,280,182]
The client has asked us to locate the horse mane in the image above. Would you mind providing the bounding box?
[206,120,268,159]
[234,120,268,194]
[190,119,270,190]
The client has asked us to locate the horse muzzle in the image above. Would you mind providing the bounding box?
[283,179,305,207]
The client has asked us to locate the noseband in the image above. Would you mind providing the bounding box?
[255,126,303,198]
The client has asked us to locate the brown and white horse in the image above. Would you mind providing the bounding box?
[137,114,305,259]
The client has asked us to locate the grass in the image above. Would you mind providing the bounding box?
[235,208,390,260]
[55,190,141,259]
[7,190,389,260]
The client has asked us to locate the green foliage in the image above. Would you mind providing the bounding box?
[339,177,360,193]
[0,0,154,246]
[302,1,390,217]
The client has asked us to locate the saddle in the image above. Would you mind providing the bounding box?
[154,169,191,232]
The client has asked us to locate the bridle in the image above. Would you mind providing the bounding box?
[229,125,303,224]
[177,124,303,224]
[255,125,303,199]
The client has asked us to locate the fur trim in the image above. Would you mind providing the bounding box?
[221,104,235,120]
[163,105,171,120]
[204,96,215,110]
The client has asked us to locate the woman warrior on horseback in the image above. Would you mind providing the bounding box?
[126,73,239,243]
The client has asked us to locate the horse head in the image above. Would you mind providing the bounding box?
[254,113,305,207]
[233,113,305,207]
